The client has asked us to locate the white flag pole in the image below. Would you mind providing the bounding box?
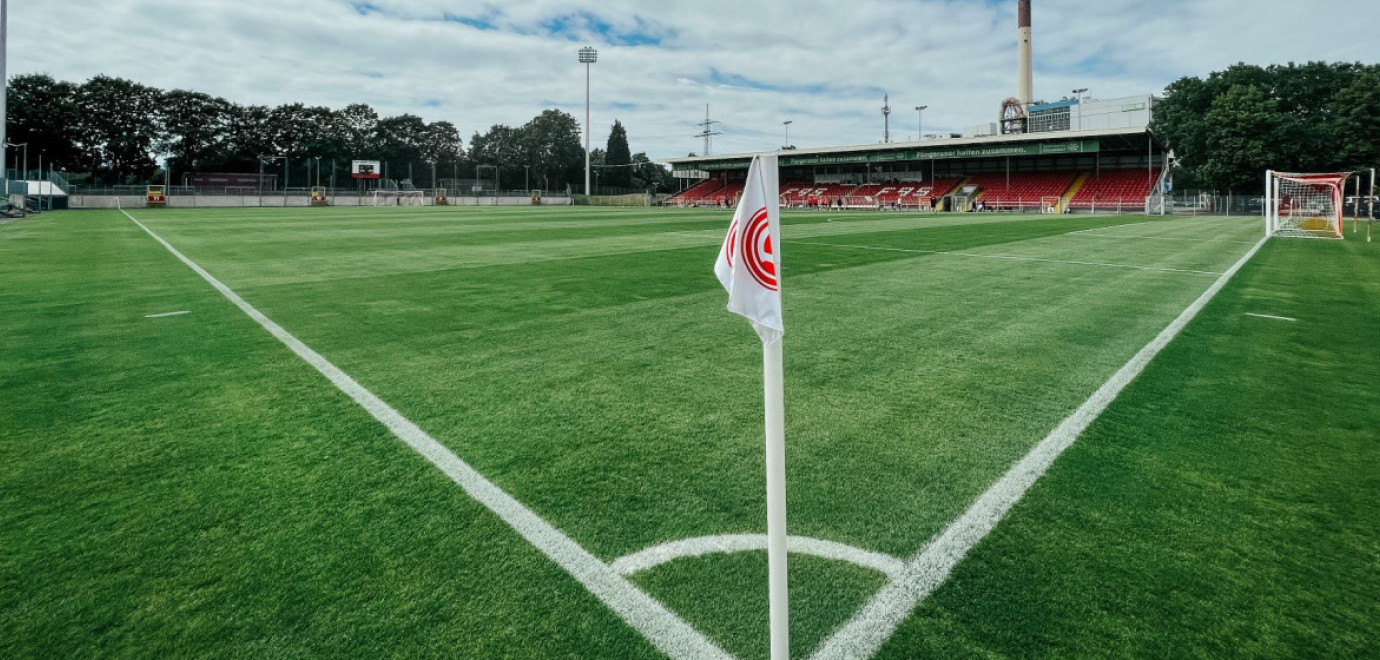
[763,336,789,660]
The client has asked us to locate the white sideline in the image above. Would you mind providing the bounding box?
[789,241,1222,276]
[809,236,1268,660]
[612,534,906,581]
[118,209,730,660]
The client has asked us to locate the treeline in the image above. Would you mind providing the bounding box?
[1152,62,1380,193]
[6,74,672,192]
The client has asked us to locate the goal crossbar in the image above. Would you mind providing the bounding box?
[370,190,425,207]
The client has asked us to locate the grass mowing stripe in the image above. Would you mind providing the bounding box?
[118,208,730,660]
[788,240,1223,276]
[810,236,1268,660]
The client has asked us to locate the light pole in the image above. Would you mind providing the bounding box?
[0,0,7,201]
[1072,89,1088,131]
[578,46,598,197]
[881,94,892,143]
[783,120,793,149]
[314,156,321,188]
[915,106,928,141]
[523,164,530,192]
[6,141,25,180]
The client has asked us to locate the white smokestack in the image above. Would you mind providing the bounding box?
[1018,0,1033,106]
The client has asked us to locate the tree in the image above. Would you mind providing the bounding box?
[338,103,379,156]
[6,74,82,172]
[630,152,672,193]
[1199,85,1297,192]
[158,89,235,179]
[74,75,162,183]
[374,114,431,182]
[604,119,632,188]
[1331,68,1380,170]
[221,104,276,173]
[1153,62,1380,193]
[522,110,584,192]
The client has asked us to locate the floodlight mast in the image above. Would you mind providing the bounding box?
[915,105,928,142]
[881,94,892,143]
[1,0,8,204]
[579,46,598,197]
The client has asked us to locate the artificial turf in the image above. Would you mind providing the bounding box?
[2,206,1372,658]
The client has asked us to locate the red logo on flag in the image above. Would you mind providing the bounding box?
[724,220,738,269]
[742,207,777,291]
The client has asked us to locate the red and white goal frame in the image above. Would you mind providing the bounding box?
[1265,170,1350,239]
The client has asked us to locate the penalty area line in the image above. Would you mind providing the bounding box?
[789,240,1222,276]
[117,208,729,660]
[145,310,191,318]
[809,236,1268,660]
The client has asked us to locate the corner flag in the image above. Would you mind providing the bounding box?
[714,153,790,660]
[715,154,783,345]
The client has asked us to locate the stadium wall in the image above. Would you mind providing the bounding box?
[69,195,573,209]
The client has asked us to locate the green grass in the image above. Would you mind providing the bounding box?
[2,205,1375,658]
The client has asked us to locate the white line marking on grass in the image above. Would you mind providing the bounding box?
[810,236,1268,660]
[1245,312,1296,322]
[789,241,1222,276]
[145,310,191,318]
[1064,221,1159,234]
[118,209,730,660]
[612,535,906,581]
[1067,233,1260,245]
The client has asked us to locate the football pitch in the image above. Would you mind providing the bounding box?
[3,206,1378,658]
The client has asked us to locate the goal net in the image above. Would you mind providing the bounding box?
[1040,196,1062,214]
[370,190,425,207]
[1266,171,1348,239]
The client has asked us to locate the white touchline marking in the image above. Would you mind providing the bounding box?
[1245,313,1296,322]
[612,535,906,582]
[789,241,1223,276]
[809,236,1268,660]
[118,208,729,660]
[145,310,191,318]
[1067,233,1260,245]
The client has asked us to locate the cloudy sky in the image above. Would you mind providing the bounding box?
[11,0,1380,160]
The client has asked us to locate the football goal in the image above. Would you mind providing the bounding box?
[370,190,425,207]
[1266,171,1348,239]
[1041,196,1062,214]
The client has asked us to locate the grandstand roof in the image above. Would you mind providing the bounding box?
[664,126,1160,172]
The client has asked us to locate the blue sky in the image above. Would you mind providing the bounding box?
[12,0,1380,160]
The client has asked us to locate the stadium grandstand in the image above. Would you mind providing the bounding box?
[665,0,1169,215]
[666,123,1169,214]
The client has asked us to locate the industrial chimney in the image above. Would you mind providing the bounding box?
[1018,0,1033,107]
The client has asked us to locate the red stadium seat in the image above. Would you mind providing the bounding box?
[1068,169,1161,210]
[966,171,1079,210]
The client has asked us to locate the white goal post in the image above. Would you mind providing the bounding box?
[370,190,425,207]
[1265,170,1349,239]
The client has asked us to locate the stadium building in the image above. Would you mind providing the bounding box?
[665,0,1170,214]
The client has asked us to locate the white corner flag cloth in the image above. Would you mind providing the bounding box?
[714,154,783,345]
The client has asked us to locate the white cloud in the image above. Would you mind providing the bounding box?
[12,0,1380,160]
